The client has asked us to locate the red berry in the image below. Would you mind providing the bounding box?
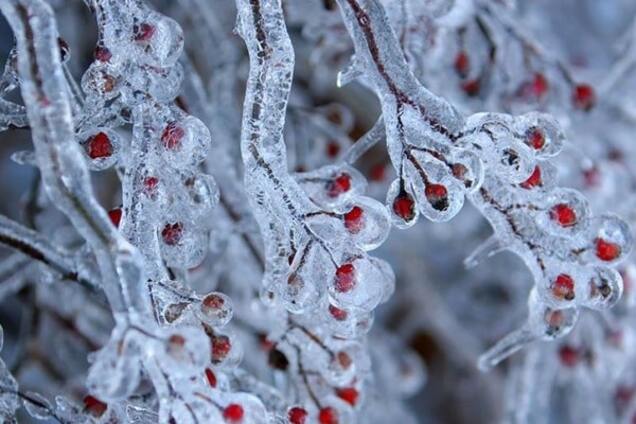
[203,293,225,309]
[205,368,217,387]
[318,407,339,424]
[595,238,621,261]
[212,334,232,362]
[83,395,107,417]
[327,174,351,197]
[94,45,112,62]
[335,264,355,293]
[550,204,576,227]
[461,79,480,97]
[343,206,364,234]
[520,166,542,189]
[572,84,595,111]
[526,128,545,150]
[329,304,348,321]
[144,177,159,194]
[134,23,155,42]
[393,193,415,221]
[223,404,244,422]
[425,184,448,211]
[552,274,575,300]
[288,407,308,424]
[161,222,183,246]
[336,387,359,406]
[161,122,185,150]
[87,132,112,159]
[336,351,352,369]
[369,163,385,181]
[558,345,579,367]
[454,51,470,78]
[583,167,600,187]
[531,73,549,98]
[326,141,341,158]
[108,208,122,227]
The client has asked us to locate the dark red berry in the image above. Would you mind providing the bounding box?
[461,79,480,97]
[87,132,112,159]
[393,192,415,221]
[143,176,159,197]
[595,238,621,261]
[205,368,217,387]
[583,167,600,187]
[161,122,185,150]
[288,407,308,424]
[161,222,183,246]
[552,274,575,300]
[520,166,542,189]
[328,304,348,321]
[573,84,595,111]
[134,23,156,42]
[526,128,545,150]
[223,404,244,422]
[326,141,341,158]
[108,208,122,227]
[369,163,385,181]
[425,184,448,211]
[550,204,576,227]
[454,51,470,78]
[558,345,579,367]
[336,387,359,406]
[336,351,352,369]
[202,293,225,309]
[531,73,549,99]
[318,407,338,424]
[335,264,355,293]
[83,395,107,417]
[343,206,364,234]
[94,45,112,62]
[327,174,351,198]
[212,334,231,362]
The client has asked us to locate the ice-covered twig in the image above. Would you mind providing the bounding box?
[0,0,148,317]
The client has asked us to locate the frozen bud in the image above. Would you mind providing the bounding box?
[198,292,233,327]
[584,267,623,310]
[163,302,190,323]
[183,173,219,219]
[341,197,390,251]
